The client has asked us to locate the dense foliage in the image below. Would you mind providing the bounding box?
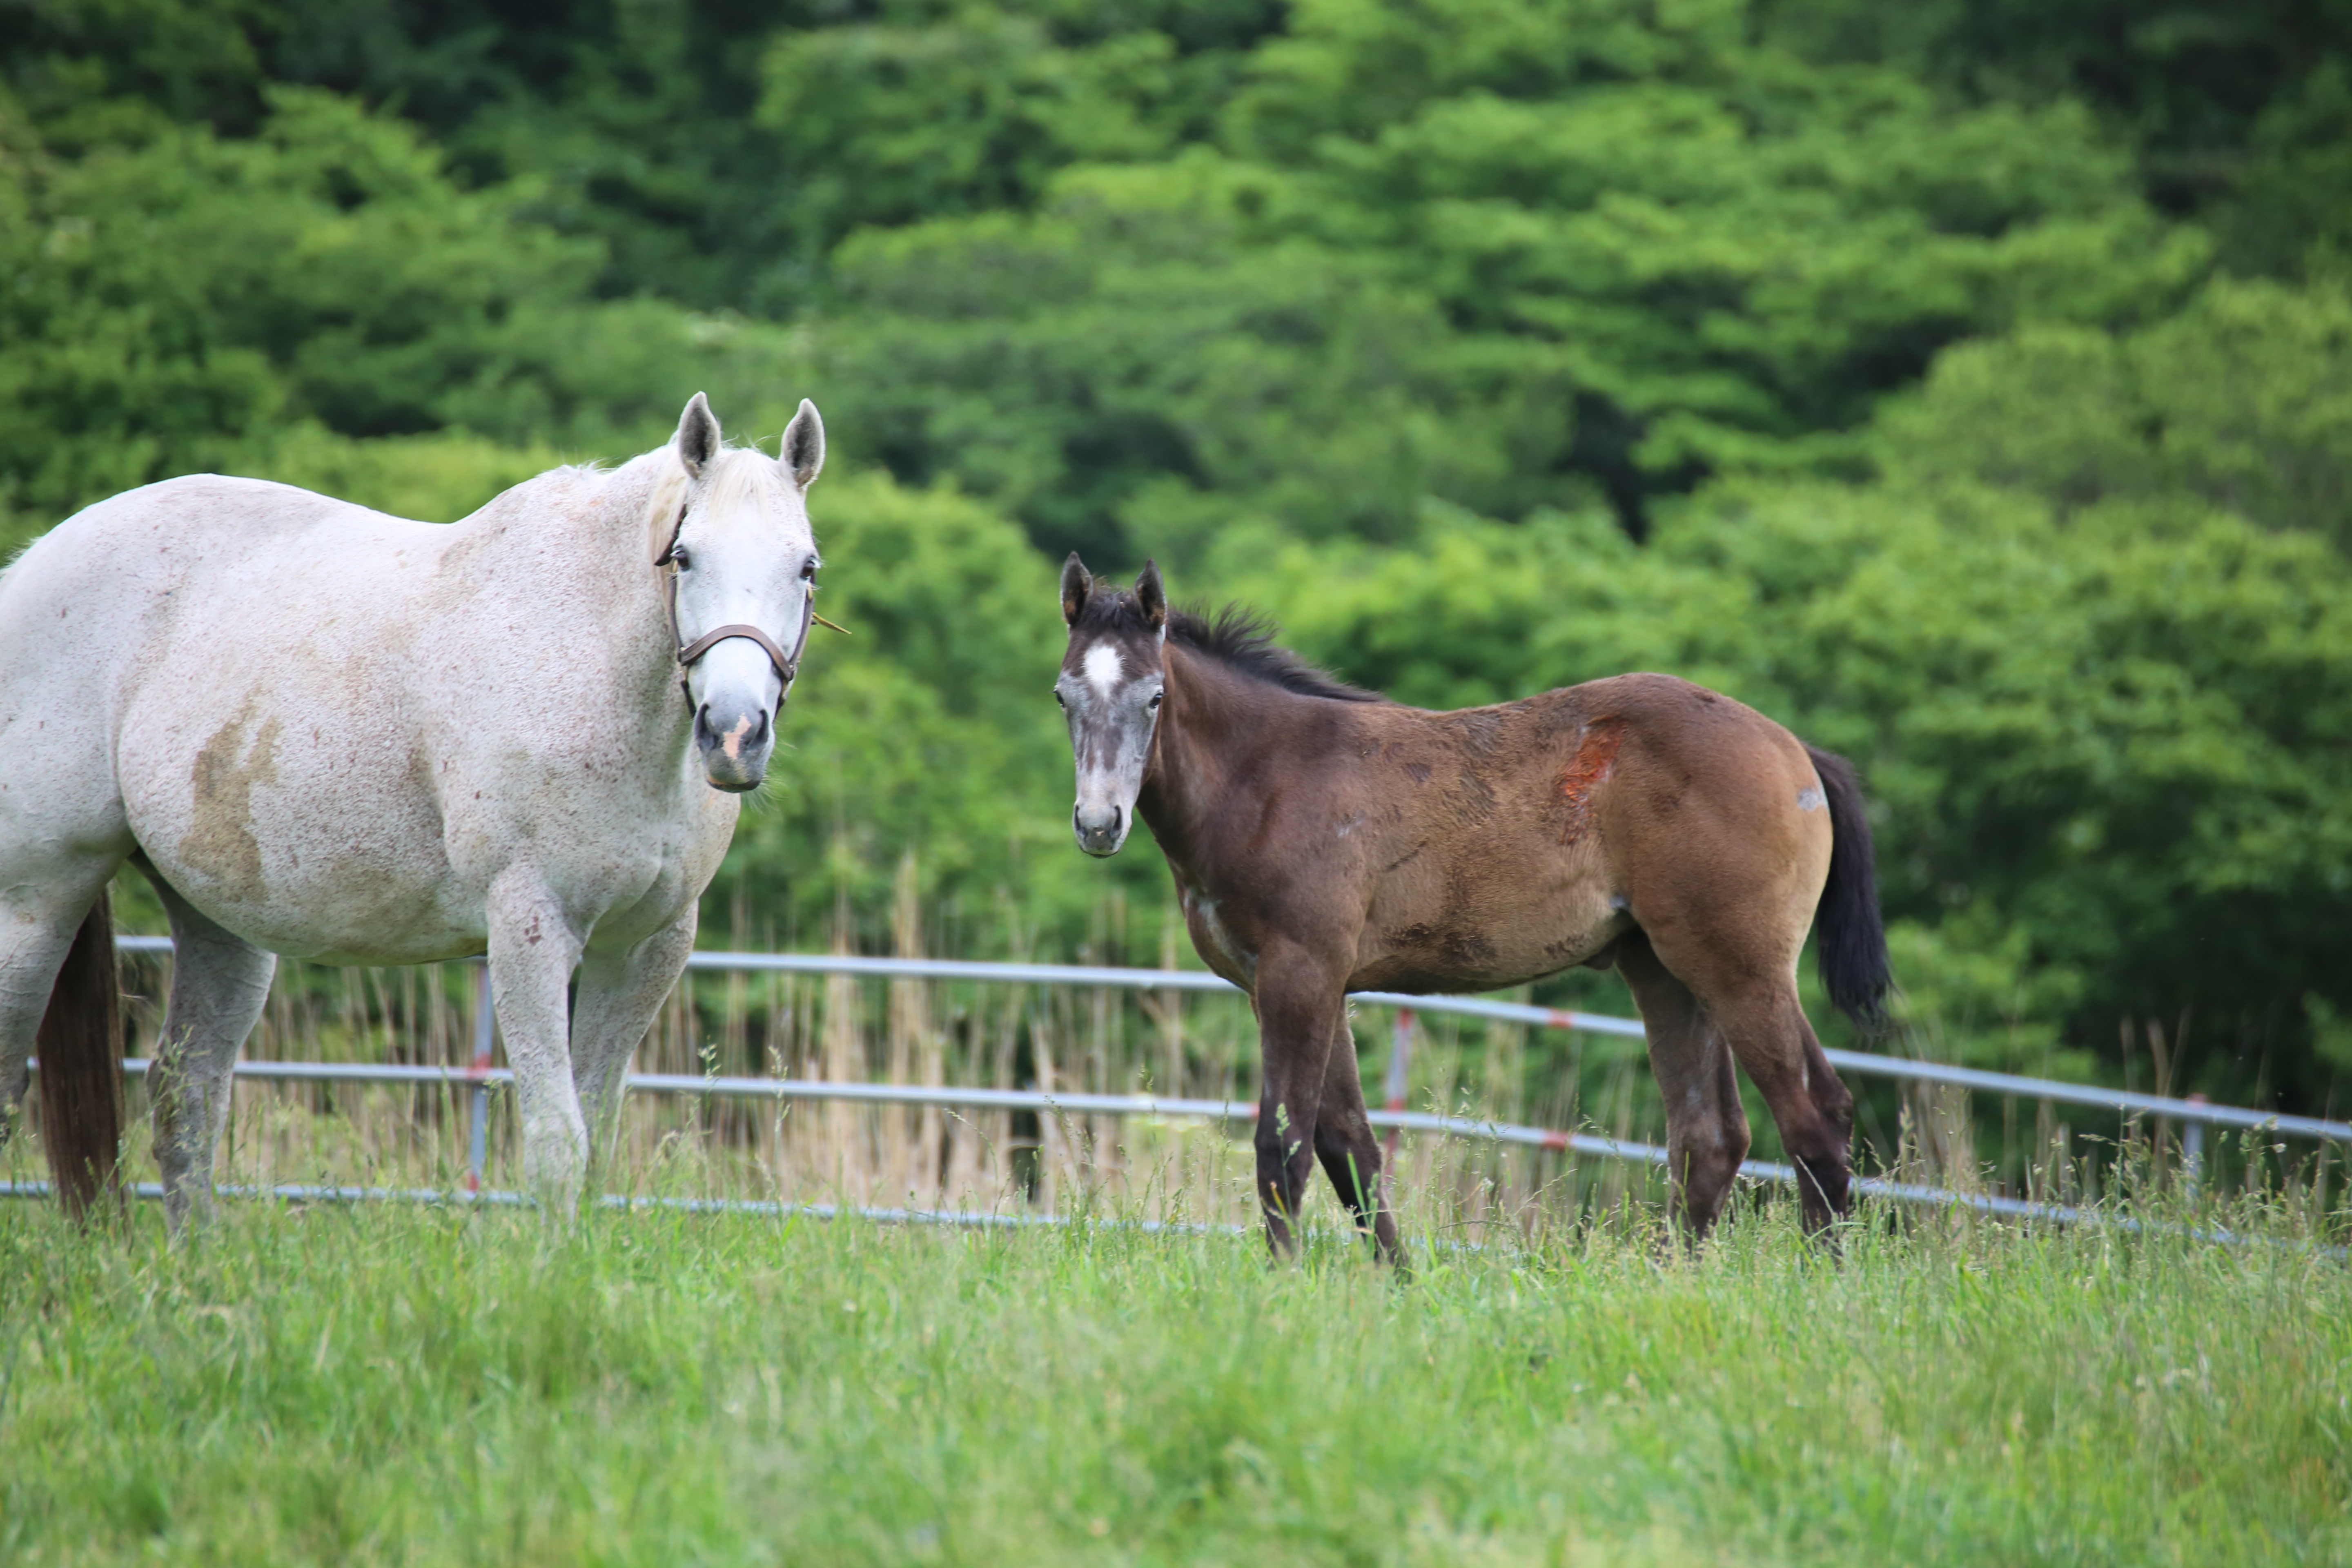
[4,0,2350,1112]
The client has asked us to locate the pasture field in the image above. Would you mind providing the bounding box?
[1,1191,2345,1567]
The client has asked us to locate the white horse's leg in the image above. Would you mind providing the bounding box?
[486,873,590,1216]
[569,915,699,1182]
[145,872,276,1233]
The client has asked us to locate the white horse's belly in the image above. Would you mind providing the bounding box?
[122,700,722,965]
[120,685,478,962]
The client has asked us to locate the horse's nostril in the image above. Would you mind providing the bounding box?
[1109,804,1122,835]
[753,710,770,745]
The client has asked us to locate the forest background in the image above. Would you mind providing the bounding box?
[4,0,2351,1121]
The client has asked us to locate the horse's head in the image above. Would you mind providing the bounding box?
[659,393,826,793]
[1056,555,1167,856]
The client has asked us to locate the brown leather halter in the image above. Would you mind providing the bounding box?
[657,508,819,711]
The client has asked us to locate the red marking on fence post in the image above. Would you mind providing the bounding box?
[466,962,494,1195]
[1382,1008,1414,1172]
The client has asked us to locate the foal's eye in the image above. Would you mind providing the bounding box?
[1053,690,1066,708]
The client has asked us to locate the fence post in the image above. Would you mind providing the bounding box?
[1381,1008,1414,1169]
[2182,1092,2207,1197]
[467,961,494,1195]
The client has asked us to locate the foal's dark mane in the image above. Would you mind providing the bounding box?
[1077,591,1386,704]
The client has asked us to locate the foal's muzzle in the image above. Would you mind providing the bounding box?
[696,700,773,793]
[1074,801,1127,857]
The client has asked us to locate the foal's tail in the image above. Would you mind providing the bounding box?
[36,889,125,1217]
[1804,745,1891,1033]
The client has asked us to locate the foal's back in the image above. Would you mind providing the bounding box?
[1334,672,1832,995]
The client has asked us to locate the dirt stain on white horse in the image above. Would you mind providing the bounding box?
[181,700,282,900]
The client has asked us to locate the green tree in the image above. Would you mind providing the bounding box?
[794,0,2207,561]
[1875,278,2352,554]
[0,85,776,532]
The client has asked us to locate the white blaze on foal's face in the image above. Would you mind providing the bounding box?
[1082,643,1124,703]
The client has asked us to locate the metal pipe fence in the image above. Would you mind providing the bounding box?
[0,1178,1229,1234]
[58,1051,2099,1225]
[99,937,2352,1142]
[23,937,2342,1236]
[646,948,2347,1143]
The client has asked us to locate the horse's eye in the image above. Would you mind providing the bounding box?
[1054,690,1066,708]
[670,547,691,571]
[800,559,817,581]
[1148,692,1163,710]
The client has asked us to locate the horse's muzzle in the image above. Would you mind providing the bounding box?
[1074,801,1126,857]
[696,701,773,793]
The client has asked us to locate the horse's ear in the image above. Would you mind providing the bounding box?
[1136,559,1167,633]
[1061,554,1092,627]
[675,392,722,480]
[781,399,825,490]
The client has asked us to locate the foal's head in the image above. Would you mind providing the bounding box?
[657,393,825,793]
[1056,555,1168,856]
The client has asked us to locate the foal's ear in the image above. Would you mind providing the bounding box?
[1061,554,1092,627]
[675,392,722,480]
[1136,559,1167,633]
[781,399,825,490]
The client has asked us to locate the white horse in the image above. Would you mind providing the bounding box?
[0,394,824,1225]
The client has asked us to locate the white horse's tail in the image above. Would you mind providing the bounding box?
[37,890,124,1217]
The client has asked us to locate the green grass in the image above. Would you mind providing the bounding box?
[0,1195,2346,1566]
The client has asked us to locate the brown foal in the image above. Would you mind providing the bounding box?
[1054,559,1891,1261]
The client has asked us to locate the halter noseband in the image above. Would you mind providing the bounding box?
[657,506,820,711]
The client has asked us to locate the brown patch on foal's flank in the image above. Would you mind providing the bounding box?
[1558,717,1626,843]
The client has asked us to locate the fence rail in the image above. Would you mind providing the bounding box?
[24,1053,2105,1229]
[107,937,2351,1146]
[7,937,2329,1239]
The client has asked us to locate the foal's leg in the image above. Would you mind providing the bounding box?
[1653,957,1853,1234]
[1312,1013,1405,1265]
[1719,984,1852,1232]
[568,916,699,1185]
[486,872,590,1216]
[1616,934,1750,1242]
[1250,943,1350,1257]
[145,873,276,1233]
